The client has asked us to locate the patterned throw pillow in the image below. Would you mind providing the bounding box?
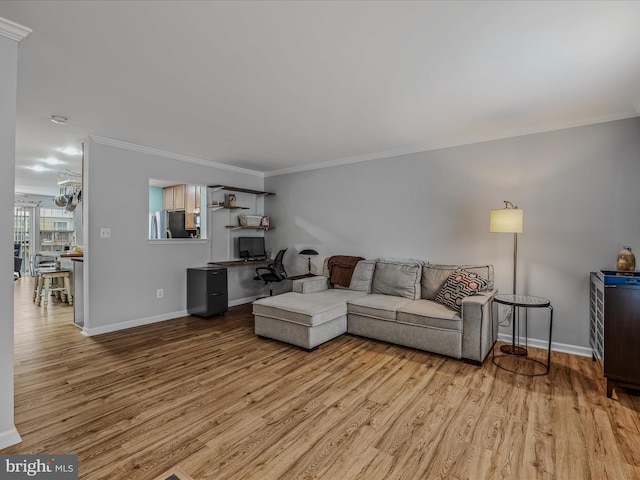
[434,269,489,312]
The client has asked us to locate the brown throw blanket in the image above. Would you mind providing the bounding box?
[328,255,365,288]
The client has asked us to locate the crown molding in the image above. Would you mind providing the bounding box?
[89,135,264,177]
[0,17,32,42]
[264,111,640,177]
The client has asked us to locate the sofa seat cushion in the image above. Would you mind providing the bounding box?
[396,299,462,332]
[253,290,366,327]
[347,294,413,321]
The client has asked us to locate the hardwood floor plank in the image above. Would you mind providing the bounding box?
[4,276,640,479]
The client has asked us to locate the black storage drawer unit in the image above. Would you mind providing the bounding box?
[187,266,228,317]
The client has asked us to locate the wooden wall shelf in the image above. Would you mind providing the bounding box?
[208,185,275,196]
[225,225,273,231]
[207,205,250,211]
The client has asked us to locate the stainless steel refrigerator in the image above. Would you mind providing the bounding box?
[149,211,168,239]
[149,211,191,239]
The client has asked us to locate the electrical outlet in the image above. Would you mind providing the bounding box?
[100,227,111,238]
[156,289,164,299]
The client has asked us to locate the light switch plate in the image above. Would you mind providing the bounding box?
[100,227,111,238]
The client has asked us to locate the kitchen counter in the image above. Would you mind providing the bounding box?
[60,252,83,258]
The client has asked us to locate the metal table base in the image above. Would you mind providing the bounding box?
[492,294,553,376]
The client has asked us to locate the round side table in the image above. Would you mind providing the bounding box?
[492,294,553,376]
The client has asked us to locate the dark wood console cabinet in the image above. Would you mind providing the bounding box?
[590,272,640,397]
[187,266,228,317]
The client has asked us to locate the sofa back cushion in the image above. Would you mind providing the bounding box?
[349,260,376,293]
[421,264,494,300]
[371,260,422,299]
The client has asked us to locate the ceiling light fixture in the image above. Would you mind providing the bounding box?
[49,115,68,124]
[58,147,82,155]
[43,157,62,165]
[29,165,47,172]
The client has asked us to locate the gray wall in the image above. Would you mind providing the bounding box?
[83,139,266,333]
[265,117,640,352]
[0,27,21,448]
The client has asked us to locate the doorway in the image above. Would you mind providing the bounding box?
[13,204,35,277]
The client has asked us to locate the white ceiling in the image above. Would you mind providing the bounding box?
[2,0,640,196]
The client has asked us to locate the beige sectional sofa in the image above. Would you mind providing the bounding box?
[252,259,497,364]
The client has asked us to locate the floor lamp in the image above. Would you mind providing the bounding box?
[490,201,524,355]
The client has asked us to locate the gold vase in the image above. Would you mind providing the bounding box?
[616,246,636,272]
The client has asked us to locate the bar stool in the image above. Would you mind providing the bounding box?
[35,270,73,307]
[32,267,56,302]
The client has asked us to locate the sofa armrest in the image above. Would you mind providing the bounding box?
[292,276,329,294]
[460,289,497,363]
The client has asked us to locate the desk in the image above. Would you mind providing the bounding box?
[492,294,553,376]
[210,259,272,267]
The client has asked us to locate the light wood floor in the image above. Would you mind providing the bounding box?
[3,276,640,479]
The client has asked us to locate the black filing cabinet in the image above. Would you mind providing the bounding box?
[187,266,228,317]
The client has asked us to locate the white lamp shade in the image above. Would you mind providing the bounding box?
[490,208,523,233]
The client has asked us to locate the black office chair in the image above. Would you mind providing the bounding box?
[254,248,288,296]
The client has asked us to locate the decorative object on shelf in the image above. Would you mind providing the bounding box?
[261,216,269,227]
[238,215,263,226]
[490,200,524,356]
[225,193,236,207]
[616,246,635,272]
[299,249,319,276]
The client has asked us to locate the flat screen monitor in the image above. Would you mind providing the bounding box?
[238,236,266,259]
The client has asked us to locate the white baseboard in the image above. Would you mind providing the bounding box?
[77,306,592,359]
[0,426,22,449]
[80,300,260,336]
[82,310,189,336]
[498,333,592,358]
[229,296,259,307]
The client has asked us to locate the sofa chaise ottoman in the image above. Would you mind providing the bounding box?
[253,289,368,350]
[253,260,374,350]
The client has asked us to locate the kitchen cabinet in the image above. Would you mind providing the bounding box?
[185,185,201,230]
[162,184,186,211]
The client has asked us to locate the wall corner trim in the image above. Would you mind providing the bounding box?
[0,17,32,42]
[89,135,264,177]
